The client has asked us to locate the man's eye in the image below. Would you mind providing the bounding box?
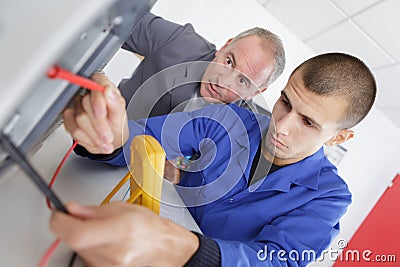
[303,118,314,128]
[281,99,291,109]
[226,57,233,66]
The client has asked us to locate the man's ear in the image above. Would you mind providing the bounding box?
[215,38,233,57]
[325,129,354,146]
[245,87,267,100]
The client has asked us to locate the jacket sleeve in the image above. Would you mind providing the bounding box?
[122,13,215,59]
[214,188,351,267]
[103,104,246,167]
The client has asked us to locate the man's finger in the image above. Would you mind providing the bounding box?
[82,92,114,146]
[50,210,129,250]
[76,95,114,153]
[66,202,125,219]
[63,107,78,135]
[104,86,126,127]
[89,90,107,119]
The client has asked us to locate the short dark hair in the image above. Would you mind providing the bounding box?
[292,53,377,129]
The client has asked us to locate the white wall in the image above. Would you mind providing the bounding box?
[333,108,400,239]
[106,0,400,266]
[312,109,400,266]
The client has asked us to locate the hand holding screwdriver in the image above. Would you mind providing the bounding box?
[64,72,128,154]
[47,65,129,155]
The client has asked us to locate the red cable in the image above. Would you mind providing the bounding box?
[45,64,103,209]
[38,238,61,267]
[46,140,79,209]
[39,140,79,267]
[39,66,105,266]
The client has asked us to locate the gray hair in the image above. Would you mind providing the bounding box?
[231,27,285,86]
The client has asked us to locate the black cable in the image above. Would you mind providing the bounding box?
[68,252,77,267]
[0,132,68,213]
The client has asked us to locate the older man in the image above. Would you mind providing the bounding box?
[112,13,285,119]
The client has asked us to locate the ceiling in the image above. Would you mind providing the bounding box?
[257,0,400,129]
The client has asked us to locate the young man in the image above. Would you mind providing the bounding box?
[54,52,376,266]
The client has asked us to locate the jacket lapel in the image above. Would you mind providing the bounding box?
[170,61,209,111]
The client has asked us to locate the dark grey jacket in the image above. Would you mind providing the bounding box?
[119,13,216,119]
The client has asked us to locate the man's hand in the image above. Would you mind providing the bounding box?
[50,202,199,267]
[63,73,128,154]
[164,160,181,184]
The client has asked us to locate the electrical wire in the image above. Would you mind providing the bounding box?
[38,66,106,267]
[68,252,78,267]
[0,132,68,213]
[38,140,79,267]
[38,238,61,267]
[122,186,131,201]
[46,140,79,209]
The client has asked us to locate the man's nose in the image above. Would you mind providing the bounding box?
[216,70,235,90]
[275,112,297,136]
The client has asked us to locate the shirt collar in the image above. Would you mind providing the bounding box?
[249,147,326,193]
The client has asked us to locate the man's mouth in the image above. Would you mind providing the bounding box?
[207,82,221,97]
[270,133,287,150]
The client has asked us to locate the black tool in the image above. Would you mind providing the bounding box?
[0,132,68,213]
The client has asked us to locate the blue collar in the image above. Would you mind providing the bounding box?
[248,148,326,193]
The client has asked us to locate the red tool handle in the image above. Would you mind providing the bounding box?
[47,65,104,92]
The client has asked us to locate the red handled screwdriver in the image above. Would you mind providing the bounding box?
[47,65,104,92]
